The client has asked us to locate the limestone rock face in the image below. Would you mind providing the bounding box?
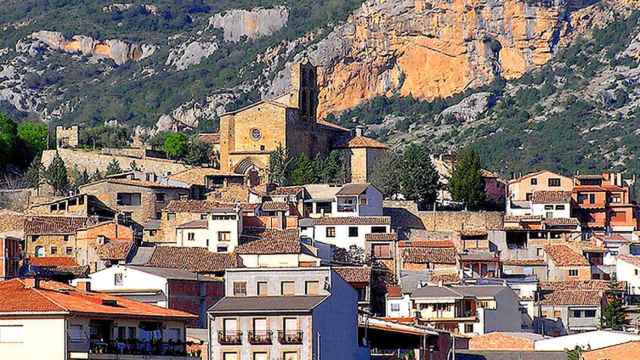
[438,92,493,124]
[210,7,289,42]
[166,41,219,70]
[31,31,156,65]
[269,0,594,117]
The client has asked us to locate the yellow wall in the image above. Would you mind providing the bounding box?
[509,171,573,201]
[0,317,66,360]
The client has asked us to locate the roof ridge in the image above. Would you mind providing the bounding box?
[29,283,71,313]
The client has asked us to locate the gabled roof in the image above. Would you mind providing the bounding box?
[333,266,371,283]
[270,186,305,196]
[145,247,242,273]
[531,191,572,204]
[25,216,87,235]
[236,239,313,256]
[0,278,195,319]
[209,295,328,314]
[544,244,589,266]
[402,247,457,264]
[83,178,190,190]
[169,167,240,186]
[538,290,602,306]
[241,227,300,242]
[176,219,208,229]
[164,200,238,213]
[336,183,370,196]
[96,241,134,261]
[261,201,290,212]
[29,256,78,267]
[335,136,388,149]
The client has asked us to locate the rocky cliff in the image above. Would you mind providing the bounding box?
[209,7,289,42]
[268,0,604,116]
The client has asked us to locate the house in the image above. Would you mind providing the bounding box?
[87,264,224,328]
[459,249,501,278]
[410,284,521,335]
[593,233,634,271]
[235,235,321,268]
[79,175,191,233]
[544,244,592,281]
[75,220,136,272]
[534,329,640,351]
[333,266,372,309]
[508,170,574,202]
[365,232,398,275]
[299,216,391,250]
[168,167,245,199]
[24,256,89,281]
[208,267,369,360]
[24,216,87,258]
[28,193,117,221]
[502,258,548,280]
[0,278,196,359]
[506,190,574,219]
[302,183,384,218]
[0,233,21,280]
[334,126,388,183]
[385,285,412,318]
[475,276,539,331]
[468,331,545,351]
[536,281,616,336]
[617,255,640,296]
[399,240,458,272]
[139,246,243,277]
[572,172,637,232]
[175,206,243,253]
[582,340,640,360]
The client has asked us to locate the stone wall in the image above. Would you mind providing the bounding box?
[55,126,79,148]
[0,209,26,233]
[418,211,503,232]
[41,148,189,176]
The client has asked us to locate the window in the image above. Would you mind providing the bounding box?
[187,232,195,241]
[390,303,400,312]
[537,248,544,256]
[548,178,561,187]
[233,282,247,296]
[155,212,162,220]
[253,352,268,360]
[371,226,387,233]
[464,324,474,333]
[63,235,69,242]
[326,227,336,238]
[526,193,533,201]
[200,213,208,220]
[283,352,298,360]
[117,326,126,341]
[572,310,582,318]
[348,227,358,237]
[167,212,176,220]
[148,230,157,236]
[116,193,141,206]
[223,318,238,334]
[589,194,595,203]
[544,205,554,210]
[50,246,58,255]
[476,300,497,310]
[223,352,239,360]
[31,235,40,242]
[35,246,44,257]
[360,197,368,205]
[257,281,268,296]
[316,202,332,214]
[569,269,579,277]
[553,310,561,318]
[305,281,320,295]
[66,247,73,255]
[635,269,639,276]
[0,325,24,343]
[372,244,391,258]
[555,205,565,210]
[584,310,596,317]
[69,325,84,341]
[167,328,180,341]
[217,245,228,253]
[283,317,298,333]
[281,281,295,295]
[155,193,166,202]
[218,232,231,242]
[128,327,136,339]
[114,273,123,286]
[530,178,538,185]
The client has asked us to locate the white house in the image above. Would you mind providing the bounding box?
[617,255,640,295]
[534,330,640,351]
[299,216,391,249]
[303,183,383,218]
[385,285,412,318]
[507,190,572,218]
[175,207,242,253]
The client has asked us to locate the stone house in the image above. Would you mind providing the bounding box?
[28,193,116,221]
[544,243,592,281]
[24,216,87,258]
[334,127,388,183]
[537,282,606,336]
[75,221,135,272]
[399,240,458,273]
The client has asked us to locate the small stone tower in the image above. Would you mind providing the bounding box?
[56,126,79,149]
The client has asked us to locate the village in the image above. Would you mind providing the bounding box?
[2,63,640,360]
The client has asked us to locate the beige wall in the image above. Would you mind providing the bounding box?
[0,317,66,360]
[509,171,573,201]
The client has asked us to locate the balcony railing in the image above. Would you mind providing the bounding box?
[278,330,303,344]
[248,330,272,345]
[88,339,188,356]
[337,204,356,212]
[218,331,242,345]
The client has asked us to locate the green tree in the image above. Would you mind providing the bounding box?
[25,156,44,191]
[184,137,212,165]
[69,165,90,190]
[291,153,316,185]
[91,169,103,182]
[370,151,401,198]
[449,147,486,210]
[268,144,293,186]
[44,152,68,195]
[601,276,625,330]
[163,132,188,160]
[17,121,48,154]
[0,113,18,167]
[566,346,582,360]
[129,160,141,171]
[317,150,348,184]
[106,159,123,176]
[399,143,439,208]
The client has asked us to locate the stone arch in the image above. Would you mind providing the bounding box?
[234,158,262,186]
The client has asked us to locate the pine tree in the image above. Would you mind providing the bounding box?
[268,144,293,186]
[291,153,316,185]
[399,143,439,208]
[566,346,583,360]
[370,151,401,198]
[601,275,625,330]
[184,137,212,165]
[25,156,44,192]
[317,150,348,184]
[449,147,486,210]
[44,152,68,195]
[106,159,122,176]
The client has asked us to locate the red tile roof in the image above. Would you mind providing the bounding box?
[544,244,589,266]
[502,259,546,266]
[543,218,580,227]
[0,279,195,319]
[308,216,390,226]
[365,233,398,241]
[271,186,305,196]
[25,216,87,235]
[145,247,242,273]
[176,219,208,229]
[402,247,457,264]
[96,241,134,261]
[540,280,624,291]
[165,200,237,213]
[241,227,300,242]
[335,136,388,149]
[531,191,572,204]
[538,290,602,306]
[334,266,371,284]
[236,239,312,255]
[261,201,291,212]
[429,271,461,284]
[398,240,455,248]
[387,285,403,298]
[29,257,78,267]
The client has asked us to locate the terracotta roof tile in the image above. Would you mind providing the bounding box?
[261,201,290,212]
[334,266,371,283]
[398,240,455,248]
[335,136,388,149]
[145,247,242,273]
[270,186,305,196]
[387,285,403,298]
[25,216,87,235]
[429,271,461,284]
[531,191,572,204]
[540,280,624,291]
[236,239,310,255]
[29,257,78,267]
[0,279,195,319]
[402,247,457,264]
[241,227,300,242]
[544,244,589,266]
[96,241,134,261]
[503,259,546,266]
[365,233,398,241]
[165,200,239,213]
[543,218,580,227]
[176,219,208,229]
[538,290,602,306]
[308,216,390,226]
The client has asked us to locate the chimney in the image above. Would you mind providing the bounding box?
[355,126,364,137]
[76,279,91,292]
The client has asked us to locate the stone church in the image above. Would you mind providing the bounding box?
[212,60,387,185]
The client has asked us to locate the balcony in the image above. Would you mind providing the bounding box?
[69,339,197,359]
[278,330,303,344]
[248,330,272,345]
[337,204,356,212]
[217,331,242,345]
